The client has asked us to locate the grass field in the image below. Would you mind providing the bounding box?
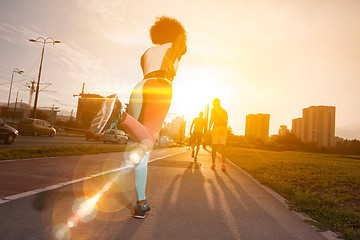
[0,143,177,161]
[0,145,128,160]
[227,147,360,240]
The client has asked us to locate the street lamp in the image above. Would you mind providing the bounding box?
[29,37,61,119]
[6,68,24,118]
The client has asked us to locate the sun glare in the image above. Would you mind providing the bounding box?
[172,69,230,116]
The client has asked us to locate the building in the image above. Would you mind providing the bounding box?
[303,105,335,148]
[56,114,72,122]
[245,113,270,141]
[162,116,186,144]
[0,102,58,124]
[75,93,105,125]
[291,117,304,140]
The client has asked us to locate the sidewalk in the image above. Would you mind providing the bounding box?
[0,147,335,240]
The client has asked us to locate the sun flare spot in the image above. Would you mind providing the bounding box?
[172,68,231,116]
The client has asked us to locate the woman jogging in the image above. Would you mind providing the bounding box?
[107,16,187,218]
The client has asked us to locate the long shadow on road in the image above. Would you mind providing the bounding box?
[212,170,294,239]
[0,149,328,240]
[147,154,262,240]
[152,161,223,239]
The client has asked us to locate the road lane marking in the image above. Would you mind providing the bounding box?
[0,150,188,204]
[0,156,61,163]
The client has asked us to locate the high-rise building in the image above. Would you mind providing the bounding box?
[245,113,270,141]
[291,117,303,140]
[303,105,335,148]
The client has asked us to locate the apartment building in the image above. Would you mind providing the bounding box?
[245,113,270,141]
[291,117,304,140]
[302,105,336,147]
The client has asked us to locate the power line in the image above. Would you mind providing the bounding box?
[25,56,41,77]
[0,79,26,85]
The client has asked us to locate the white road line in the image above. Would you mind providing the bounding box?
[0,156,61,163]
[0,150,188,205]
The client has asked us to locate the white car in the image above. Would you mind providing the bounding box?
[156,136,175,145]
[103,129,128,144]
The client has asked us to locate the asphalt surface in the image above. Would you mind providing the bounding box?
[0,147,337,240]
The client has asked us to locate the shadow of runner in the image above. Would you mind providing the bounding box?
[213,170,307,240]
[206,177,239,239]
[153,161,211,239]
[151,161,237,239]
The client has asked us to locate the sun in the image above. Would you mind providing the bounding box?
[170,68,230,118]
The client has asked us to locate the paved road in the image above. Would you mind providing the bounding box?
[0,148,336,240]
[0,135,123,149]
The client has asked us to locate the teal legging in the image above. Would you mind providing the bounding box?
[134,151,150,201]
[122,77,172,202]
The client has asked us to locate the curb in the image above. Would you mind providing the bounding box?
[226,157,341,240]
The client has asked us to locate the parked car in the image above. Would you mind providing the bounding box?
[155,136,175,146]
[103,129,128,144]
[18,118,56,137]
[85,130,103,141]
[0,119,19,144]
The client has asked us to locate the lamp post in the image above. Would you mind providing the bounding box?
[6,68,24,118]
[29,37,60,119]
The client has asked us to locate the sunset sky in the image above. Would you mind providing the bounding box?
[0,0,359,138]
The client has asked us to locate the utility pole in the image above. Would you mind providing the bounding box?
[26,80,36,105]
[13,91,19,120]
[73,82,86,98]
[29,37,60,119]
[6,68,23,118]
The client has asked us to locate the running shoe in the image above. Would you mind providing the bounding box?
[191,150,194,158]
[222,164,227,171]
[194,156,197,162]
[133,199,151,219]
[211,164,216,170]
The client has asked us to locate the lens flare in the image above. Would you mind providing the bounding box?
[52,146,147,239]
[129,150,141,165]
[52,223,71,240]
[53,181,114,240]
[66,217,77,228]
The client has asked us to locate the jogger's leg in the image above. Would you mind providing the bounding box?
[220,145,226,163]
[126,78,172,215]
[121,113,154,151]
[134,151,150,201]
[195,142,201,157]
[212,145,217,164]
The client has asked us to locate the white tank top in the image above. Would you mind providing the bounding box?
[141,43,179,77]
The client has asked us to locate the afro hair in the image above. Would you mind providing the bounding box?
[150,16,186,45]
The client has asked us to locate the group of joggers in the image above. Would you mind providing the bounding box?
[190,99,228,171]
